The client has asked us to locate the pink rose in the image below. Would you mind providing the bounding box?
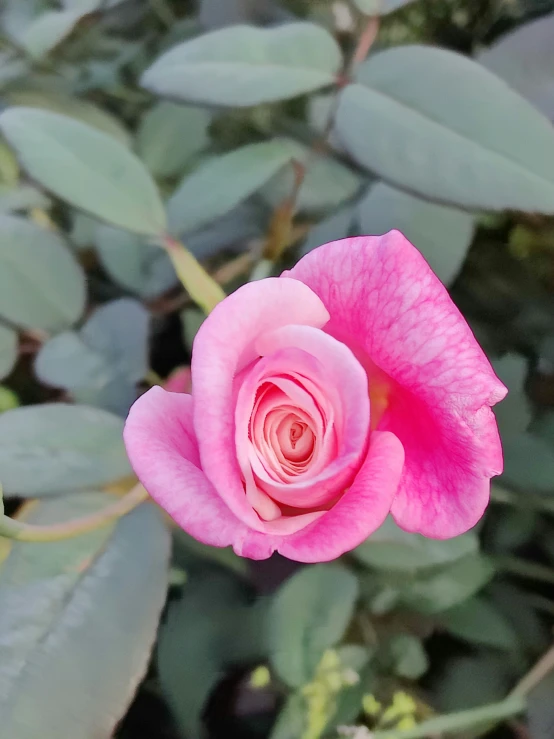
[124,232,506,562]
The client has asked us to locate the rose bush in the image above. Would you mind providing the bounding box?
[124,231,506,562]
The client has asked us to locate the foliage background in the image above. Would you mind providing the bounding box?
[2,0,554,737]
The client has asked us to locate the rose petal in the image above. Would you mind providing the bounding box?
[277,431,405,562]
[286,231,506,538]
[235,335,370,510]
[124,386,245,546]
[192,278,330,530]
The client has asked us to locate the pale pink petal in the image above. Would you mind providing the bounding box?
[192,278,330,530]
[286,231,507,538]
[277,431,405,562]
[123,386,245,547]
[234,338,369,510]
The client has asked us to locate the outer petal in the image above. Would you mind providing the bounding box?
[192,278,330,530]
[277,431,404,562]
[123,386,246,547]
[123,385,388,562]
[286,231,507,538]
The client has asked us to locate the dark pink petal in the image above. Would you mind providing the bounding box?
[286,231,507,538]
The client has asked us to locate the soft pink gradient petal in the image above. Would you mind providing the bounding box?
[192,278,330,530]
[123,386,245,547]
[124,387,327,553]
[277,431,405,562]
[122,388,402,562]
[286,231,507,538]
[235,338,370,510]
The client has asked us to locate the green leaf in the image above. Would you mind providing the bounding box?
[0,53,27,91]
[187,201,264,258]
[0,324,17,380]
[141,23,342,107]
[35,299,149,415]
[301,204,356,255]
[399,554,495,614]
[388,633,429,679]
[261,139,362,213]
[441,597,519,651]
[332,647,375,728]
[0,403,132,497]
[5,89,132,146]
[0,185,51,213]
[270,647,374,739]
[495,356,554,494]
[78,299,149,384]
[20,9,83,59]
[0,214,85,331]
[0,108,166,235]
[352,516,478,572]
[489,507,537,553]
[268,564,359,687]
[36,332,107,390]
[94,224,176,298]
[308,94,346,153]
[199,0,257,28]
[431,653,513,712]
[167,140,297,235]
[353,0,418,14]
[136,101,210,179]
[501,431,554,494]
[491,354,531,437]
[478,12,554,122]
[158,569,264,737]
[0,493,170,739]
[269,692,306,739]
[172,528,248,576]
[336,45,554,213]
[358,183,474,285]
[489,582,550,654]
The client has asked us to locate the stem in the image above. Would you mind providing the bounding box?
[0,484,149,542]
[511,642,554,697]
[349,15,380,70]
[491,484,554,515]
[495,555,554,586]
[258,14,380,270]
[149,0,176,27]
[368,695,525,739]
[162,235,226,314]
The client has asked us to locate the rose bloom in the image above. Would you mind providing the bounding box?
[124,232,506,562]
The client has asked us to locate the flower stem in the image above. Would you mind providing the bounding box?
[0,484,149,542]
[511,641,554,697]
[258,14,380,271]
[495,555,554,586]
[491,483,554,515]
[162,235,226,314]
[368,695,525,739]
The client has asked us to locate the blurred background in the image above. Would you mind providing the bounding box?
[2,1,554,738]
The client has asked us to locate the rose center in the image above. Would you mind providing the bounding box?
[290,421,303,443]
[274,413,315,467]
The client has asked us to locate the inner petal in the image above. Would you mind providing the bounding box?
[276,416,314,463]
[234,337,370,518]
[249,377,333,484]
